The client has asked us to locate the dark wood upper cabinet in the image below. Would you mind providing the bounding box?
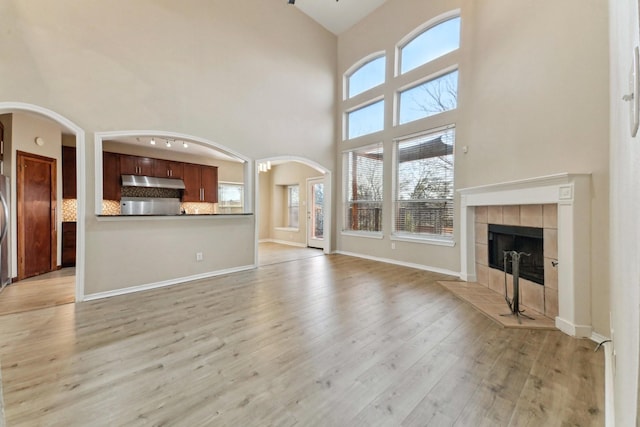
[154,159,184,179]
[182,163,218,203]
[182,163,202,202]
[62,146,77,199]
[120,154,154,176]
[103,151,121,201]
[201,165,218,203]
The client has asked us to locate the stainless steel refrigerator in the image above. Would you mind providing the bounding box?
[0,176,10,291]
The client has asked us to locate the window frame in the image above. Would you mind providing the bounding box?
[344,97,386,141]
[287,184,299,229]
[391,126,456,245]
[345,54,387,100]
[344,52,386,101]
[342,142,385,236]
[395,66,459,127]
[217,181,245,214]
[395,10,461,77]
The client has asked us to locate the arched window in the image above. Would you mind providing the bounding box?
[400,17,460,74]
[347,56,386,98]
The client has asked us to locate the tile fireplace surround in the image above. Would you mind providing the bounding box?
[458,173,592,337]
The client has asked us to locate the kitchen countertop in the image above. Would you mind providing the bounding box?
[96,213,253,219]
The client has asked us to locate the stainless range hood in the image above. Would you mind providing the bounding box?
[121,174,186,190]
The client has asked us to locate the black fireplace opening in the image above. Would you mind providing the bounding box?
[488,224,544,285]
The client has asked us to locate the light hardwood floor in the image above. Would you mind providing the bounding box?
[258,242,324,266]
[0,268,75,316]
[0,254,603,426]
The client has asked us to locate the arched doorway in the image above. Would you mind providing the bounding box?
[255,156,332,266]
[0,102,85,305]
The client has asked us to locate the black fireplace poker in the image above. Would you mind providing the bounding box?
[500,250,534,323]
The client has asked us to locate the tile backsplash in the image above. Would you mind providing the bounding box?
[62,199,77,221]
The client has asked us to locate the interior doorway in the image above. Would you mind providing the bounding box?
[17,151,57,280]
[255,157,332,267]
[0,103,85,305]
[307,177,324,250]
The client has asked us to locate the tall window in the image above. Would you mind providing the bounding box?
[347,56,386,98]
[394,127,455,239]
[400,17,461,74]
[218,183,244,214]
[340,12,460,241]
[287,185,299,228]
[344,144,384,233]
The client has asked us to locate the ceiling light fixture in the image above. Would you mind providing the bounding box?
[183,141,189,148]
[166,140,172,148]
[150,138,156,145]
[258,161,272,173]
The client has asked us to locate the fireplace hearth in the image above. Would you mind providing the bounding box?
[488,224,544,285]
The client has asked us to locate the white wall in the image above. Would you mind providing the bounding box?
[336,0,610,333]
[609,0,640,424]
[0,0,337,295]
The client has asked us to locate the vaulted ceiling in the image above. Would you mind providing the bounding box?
[291,0,387,34]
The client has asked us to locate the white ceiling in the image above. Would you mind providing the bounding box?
[293,0,387,35]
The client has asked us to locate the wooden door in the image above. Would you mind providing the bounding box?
[17,151,57,280]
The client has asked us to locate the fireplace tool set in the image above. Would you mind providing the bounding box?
[500,250,534,323]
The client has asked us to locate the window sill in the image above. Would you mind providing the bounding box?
[275,227,299,232]
[391,234,456,247]
[341,230,384,240]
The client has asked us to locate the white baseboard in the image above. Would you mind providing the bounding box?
[334,250,460,278]
[554,317,592,338]
[603,341,614,427]
[460,273,477,282]
[82,265,255,301]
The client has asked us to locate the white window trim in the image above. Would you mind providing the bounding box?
[275,226,299,232]
[342,142,384,235]
[391,233,455,247]
[391,125,456,242]
[344,96,386,141]
[341,230,384,240]
[394,66,459,128]
[344,51,386,101]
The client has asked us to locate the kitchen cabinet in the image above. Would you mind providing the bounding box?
[103,151,121,200]
[154,159,184,179]
[182,163,218,203]
[62,146,76,199]
[120,154,154,176]
[62,222,76,267]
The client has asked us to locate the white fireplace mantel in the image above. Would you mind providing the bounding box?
[458,173,592,337]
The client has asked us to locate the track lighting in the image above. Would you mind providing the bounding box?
[150,138,156,145]
[166,140,171,148]
[183,141,189,148]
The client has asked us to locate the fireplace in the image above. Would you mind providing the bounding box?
[458,173,593,338]
[488,224,544,285]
